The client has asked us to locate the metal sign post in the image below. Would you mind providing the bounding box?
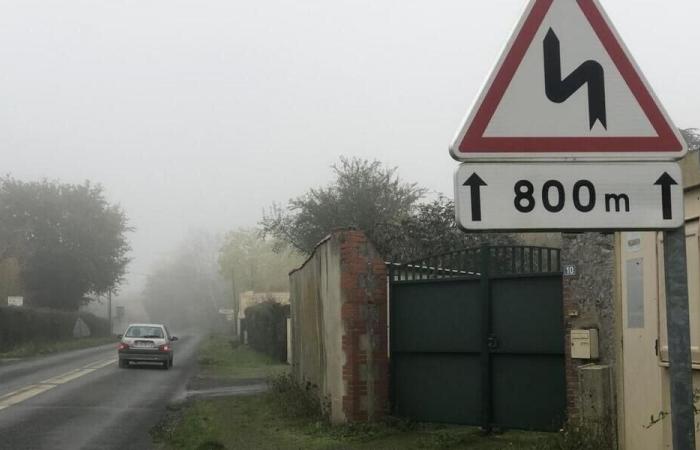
[663,226,695,450]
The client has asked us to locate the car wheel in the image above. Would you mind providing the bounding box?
[162,360,170,370]
[169,357,174,368]
[119,359,128,369]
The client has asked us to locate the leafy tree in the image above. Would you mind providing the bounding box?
[219,228,301,294]
[261,157,426,255]
[681,128,700,151]
[142,231,229,331]
[0,177,130,310]
[218,228,302,331]
[375,196,518,262]
[262,157,518,261]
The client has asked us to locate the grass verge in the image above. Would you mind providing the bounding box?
[0,335,118,359]
[153,336,593,450]
[196,334,288,380]
[153,389,562,450]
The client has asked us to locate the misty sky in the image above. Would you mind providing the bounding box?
[1,0,698,294]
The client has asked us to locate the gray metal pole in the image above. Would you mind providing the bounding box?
[663,226,696,450]
[108,290,112,336]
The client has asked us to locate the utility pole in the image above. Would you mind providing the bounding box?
[231,271,239,336]
[108,290,112,335]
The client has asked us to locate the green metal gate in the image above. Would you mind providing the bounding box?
[389,246,565,431]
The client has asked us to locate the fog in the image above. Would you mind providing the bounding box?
[1,0,698,302]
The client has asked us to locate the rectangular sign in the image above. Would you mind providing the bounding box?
[455,162,683,231]
[7,296,23,307]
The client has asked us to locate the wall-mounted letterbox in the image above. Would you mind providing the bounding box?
[571,329,599,360]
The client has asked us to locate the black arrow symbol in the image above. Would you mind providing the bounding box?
[463,173,487,222]
[654,172,678,220]
[543,28,607,129]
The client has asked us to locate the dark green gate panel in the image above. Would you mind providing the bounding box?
[490,276,565,354]
[391,279,482,424]
[394,354,481,424]
[392,280,481,352]
[489,275,565,430]
[491,355,566,430]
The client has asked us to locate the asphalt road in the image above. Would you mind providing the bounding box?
[0,334,201,450]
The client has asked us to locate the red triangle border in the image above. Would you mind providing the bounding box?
[457,0,683,154]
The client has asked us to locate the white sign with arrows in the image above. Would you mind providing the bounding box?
[455,162,683,231]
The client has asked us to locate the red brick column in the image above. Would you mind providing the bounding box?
[338,231,389,421]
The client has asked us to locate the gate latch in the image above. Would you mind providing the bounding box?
[487,334,499,350]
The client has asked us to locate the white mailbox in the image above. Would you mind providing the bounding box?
[571,329,599,360]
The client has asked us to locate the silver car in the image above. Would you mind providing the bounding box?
[117,323,178,369]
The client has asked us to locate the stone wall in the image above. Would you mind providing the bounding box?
[561,232,618,445]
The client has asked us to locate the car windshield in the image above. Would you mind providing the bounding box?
[125,326,164,339]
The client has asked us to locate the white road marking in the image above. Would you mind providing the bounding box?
[84,358,117,370]
[41,368,97,385]
[0,357,117,411]
[0,384,56,411]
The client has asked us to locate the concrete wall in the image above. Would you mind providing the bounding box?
[681,149,700,192]
[289,230,388,423]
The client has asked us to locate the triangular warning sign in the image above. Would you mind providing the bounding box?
[450,0,687,160]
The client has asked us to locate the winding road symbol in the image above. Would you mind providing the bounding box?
[543,28,607,130]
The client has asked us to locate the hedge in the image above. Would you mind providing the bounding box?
[244,301,289,362]
[0,306,111,352]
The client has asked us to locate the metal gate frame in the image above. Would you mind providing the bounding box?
[388,245,564,432]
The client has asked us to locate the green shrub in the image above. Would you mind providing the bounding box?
[268,372,327,420]
[0,305,110,352]
[244,301,288,362]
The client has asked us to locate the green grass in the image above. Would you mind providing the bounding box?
[197,334,288,380]
[155,337,566,450]
[156,337,605,450]
[0,335,118,359]
[153,392,560,450]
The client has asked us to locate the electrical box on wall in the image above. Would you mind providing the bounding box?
[571,329,599,360]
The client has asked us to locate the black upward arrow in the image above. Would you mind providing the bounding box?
[654,172,678,220]
[463,173,487,222]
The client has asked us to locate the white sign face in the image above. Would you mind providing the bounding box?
[450,0,686,161]
[455,162,683,231]
[7,296,23,307]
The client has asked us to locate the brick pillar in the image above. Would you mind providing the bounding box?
[338,230,388,421]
